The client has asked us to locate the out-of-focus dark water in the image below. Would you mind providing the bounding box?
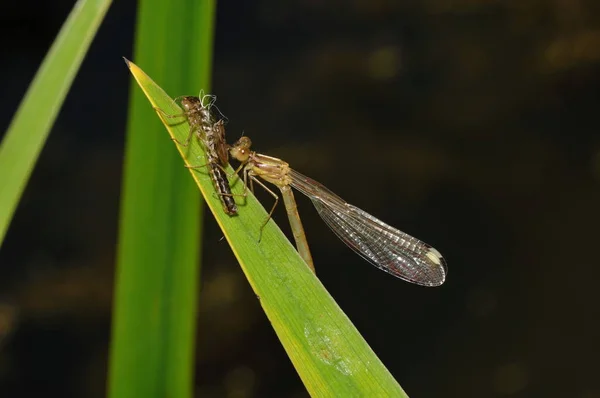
[1,1,599,397]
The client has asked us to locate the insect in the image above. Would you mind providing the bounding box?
[155,94,237,215]
[229,136,447,286]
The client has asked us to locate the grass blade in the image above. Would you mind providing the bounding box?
[107,1,216,398]
[127,60,409,397]
[0,0,112,245]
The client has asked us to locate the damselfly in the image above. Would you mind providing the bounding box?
[229,136,447,286]
[155,95,238,215]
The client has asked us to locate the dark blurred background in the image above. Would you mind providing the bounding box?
[2,0,600,397]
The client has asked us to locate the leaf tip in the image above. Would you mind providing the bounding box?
[123,57,132,68]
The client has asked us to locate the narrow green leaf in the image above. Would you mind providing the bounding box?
[127,60,408,397]
[0,0,112,245]
[107,1,216,398]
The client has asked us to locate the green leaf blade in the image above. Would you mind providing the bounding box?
[127,61,408,397]
[108,1,217,398]
[0,0,112,245]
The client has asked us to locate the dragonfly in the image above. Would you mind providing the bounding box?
[155,94,238,215]
[229,136,447,286]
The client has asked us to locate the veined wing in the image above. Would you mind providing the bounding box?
[289,169,447,286]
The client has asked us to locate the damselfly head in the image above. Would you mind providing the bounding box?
[230,136,252,162]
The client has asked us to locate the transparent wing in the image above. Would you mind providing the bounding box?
[289,169,447,286]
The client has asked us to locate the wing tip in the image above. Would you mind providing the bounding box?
[423,247,447,287]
